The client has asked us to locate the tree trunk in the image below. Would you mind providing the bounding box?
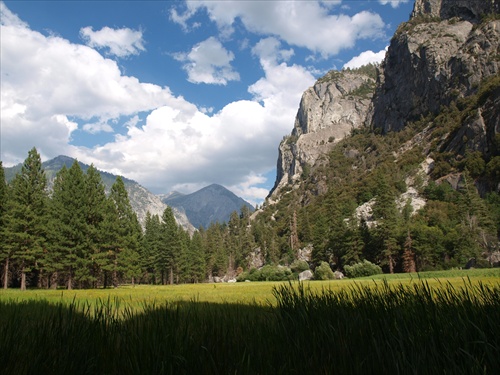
[3,257,9,289]
[68,271,73,290]
[112,259,118,288]
[50,272,58,289]
[21,271,26,291]
[169,267,174,285]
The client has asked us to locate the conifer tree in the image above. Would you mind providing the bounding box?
[108,177,142,286]
[50,161,88,289]
[372,175,399,273]
[159,206,180,284]
[187,231,206,283]
[455,171,497,263]
[84,165,107,286]
[5,148,49,290]
[141,212,162,283]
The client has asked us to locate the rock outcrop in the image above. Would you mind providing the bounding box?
[270,68,376,198]
[371,0,499,136]
[270,0,499,201]
[411,0,499,22]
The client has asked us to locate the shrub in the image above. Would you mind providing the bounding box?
[290,260,310,274]
[344,260,383,278]
[314,262,335,280]
[237,265,292,282]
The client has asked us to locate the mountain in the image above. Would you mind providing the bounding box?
[254,0,500,271]
[269,0,500,202]
[4,155,195,233]
[162,183,254,229]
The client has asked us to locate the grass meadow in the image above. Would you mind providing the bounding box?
[1,269,499,374]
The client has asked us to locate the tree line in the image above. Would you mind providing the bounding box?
[0,148,259,289]
[1,143,499,290]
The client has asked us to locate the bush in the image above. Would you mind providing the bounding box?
[237,265,292,282]
[290,260,310,274]
[344,260,383,278]
[314,262,335,280]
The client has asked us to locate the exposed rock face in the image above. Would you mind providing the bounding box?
[411,0,499,22]
[127,183,195,234]
[371,1,499,134]
[269,0,499,203]
[270,70,375,198]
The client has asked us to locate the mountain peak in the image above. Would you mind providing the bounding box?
[163,184,254,229]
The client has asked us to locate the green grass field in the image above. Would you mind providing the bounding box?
[1,269,499,374]
[1,268,498,310]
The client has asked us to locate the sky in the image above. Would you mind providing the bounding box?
[0,0,414,205]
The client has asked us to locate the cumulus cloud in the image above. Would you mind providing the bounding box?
[0,3,182,165]
[343,48,388,69]
[1,3,315,203]
[378,0,410,8]
[171,1,386,57]
[174,37,240,85]
[80,26,145,58]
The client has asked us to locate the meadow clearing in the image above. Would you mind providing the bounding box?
[1,268,499,310]
[1,269,499,374]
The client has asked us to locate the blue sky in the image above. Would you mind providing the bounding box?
[0,0,414,204]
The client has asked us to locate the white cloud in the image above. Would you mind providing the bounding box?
[229,173,269,207]
[174,37,240,85]
[1,3,315,203]
[0,3,183,165]
[80,26,145,58]
[378,0,409,8]
[82,121,114,134]
[172,1,385,57]
[343,48,388,69]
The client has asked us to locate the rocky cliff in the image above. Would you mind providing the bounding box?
[270,0,499,200]
[270,67,376,199]
[372,0,499,135]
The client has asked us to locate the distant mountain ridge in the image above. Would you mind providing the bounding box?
[5,156,254,232]
[4,155,195,233]
[162,184,254,229]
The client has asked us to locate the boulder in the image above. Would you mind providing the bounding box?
[299,270,314,281]
[334,271,345,280]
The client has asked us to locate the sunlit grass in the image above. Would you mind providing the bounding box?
[0,268,498,313]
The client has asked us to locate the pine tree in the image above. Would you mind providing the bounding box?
[455,170,497,264]
[187,231,206,283]
[83,165,108,287]
[342,215,364,266]
[402,230,416,273]
[49,161,88,289]
[372,175,399,273]
[5,148,49,290]
[98,196,121,288]
[108,177,142,286]
[159,207,180,284]
[141,212,162,284]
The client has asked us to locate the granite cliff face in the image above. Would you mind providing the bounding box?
[372,0,499,134]
[270,0,499,200]
[411,0,499,21]
[270,68,376,199]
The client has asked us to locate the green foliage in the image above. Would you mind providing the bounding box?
[290,260,310,274]
[314,261,335,280]
[4,148,49,290]
[344,260,382,278]
[237,265,292,281]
